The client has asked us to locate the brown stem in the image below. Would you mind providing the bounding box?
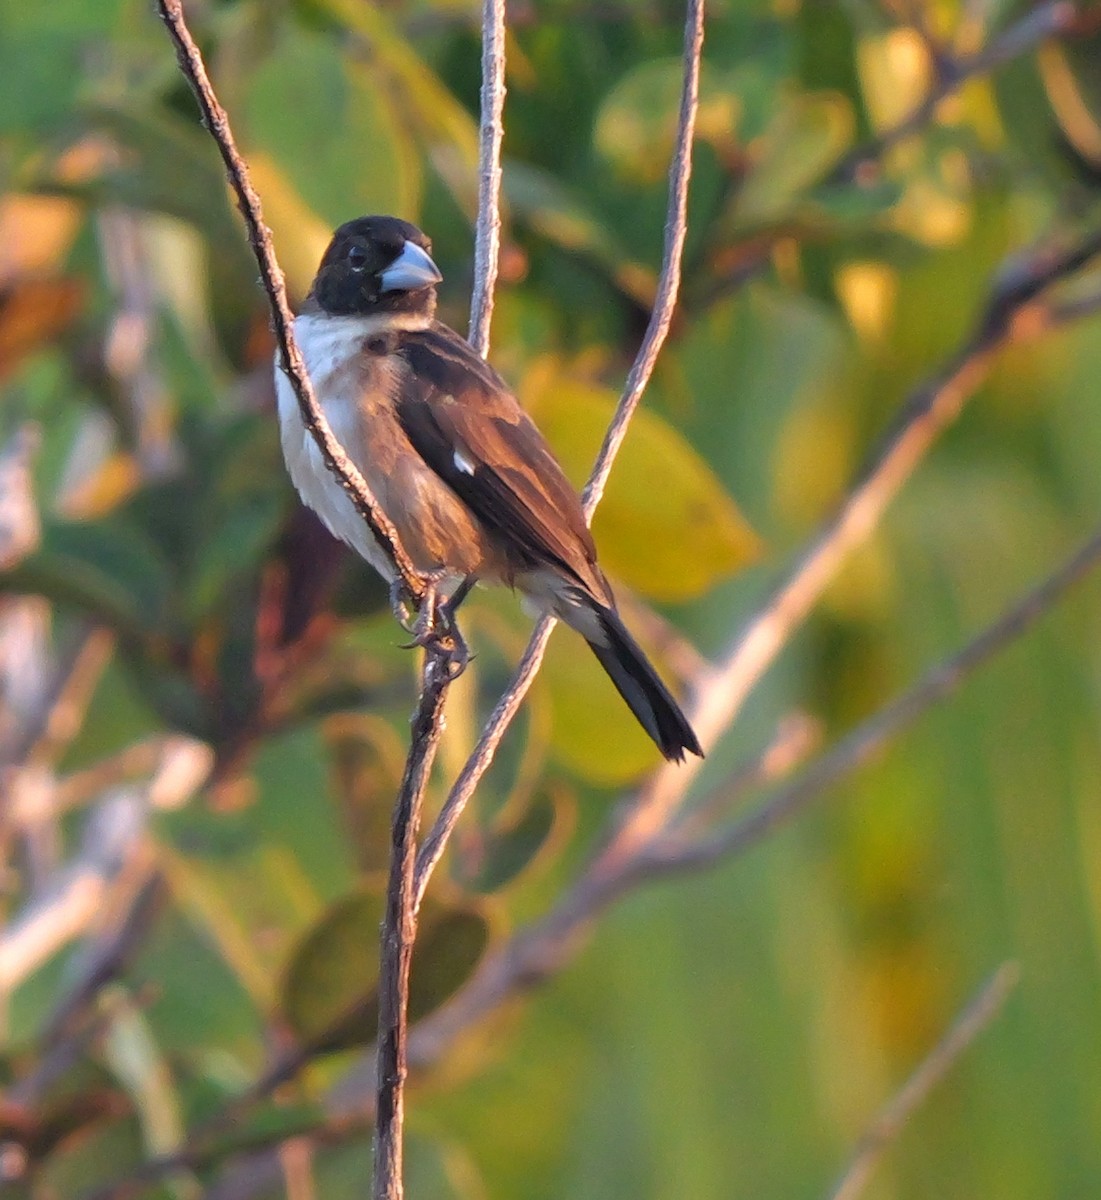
[412,0,707,910]
[154,0,423,601]
[373,650,452,1200]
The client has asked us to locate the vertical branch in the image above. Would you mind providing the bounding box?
[155,0,423,601]
[413,0,706,908]
[372,652,451,1200]
[468,0,507,357]
[376,3,507,1193]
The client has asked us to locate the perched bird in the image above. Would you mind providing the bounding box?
[276,215,702,762]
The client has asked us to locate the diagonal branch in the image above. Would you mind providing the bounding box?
[591,225,1101,878]
[155,0,424,602]
[412,0,707,909]
[835,0,1078,182]
[388,518,1101,1085]
[648,519,1101,875]
[827,964,1020,1200]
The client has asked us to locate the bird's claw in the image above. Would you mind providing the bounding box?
[389,578,418,633]
[394,574,472,679]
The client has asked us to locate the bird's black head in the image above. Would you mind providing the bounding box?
[310,216,442,318]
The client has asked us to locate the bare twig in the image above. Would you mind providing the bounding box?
[652,520,1101,874]
[467,0,507,356]
[413,0,707,909]
[379,519,1101,1086]
[836,0,1077,182]
[85,512,1101,1197]
[827,964,1020,1200]
[580,0,703,518]
[154,0,424,602]
[592,225,1101,878]
[373,651,452,1200]
[670,711,821,840]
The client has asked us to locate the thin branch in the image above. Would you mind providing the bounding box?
[412,0,706,909]
[835,0,1077,182]
[653,519,1101,874]
[379,510,1101,1102]
[467,0,507,357]
[154,0,424,602]
[827,964,1020,1200]
[94,388,1101,1200]
[670,711,821,841]
[591,225,1101,878]
[580,0,703,518]
[373,651,452,1200]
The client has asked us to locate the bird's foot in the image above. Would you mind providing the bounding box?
[394,574,472,679]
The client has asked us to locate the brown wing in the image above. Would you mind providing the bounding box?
[394,323,604,592]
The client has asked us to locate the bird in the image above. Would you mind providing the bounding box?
[275,215,702,762]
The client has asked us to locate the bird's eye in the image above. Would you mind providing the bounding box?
[346,245,369,271]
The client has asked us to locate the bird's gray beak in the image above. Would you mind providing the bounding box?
[379,241,443,292]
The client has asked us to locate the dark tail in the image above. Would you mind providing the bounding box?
[585,604,703,763]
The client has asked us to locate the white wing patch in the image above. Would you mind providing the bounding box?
[453,448,476,475]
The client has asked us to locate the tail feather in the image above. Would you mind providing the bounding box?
[585,604,703,763]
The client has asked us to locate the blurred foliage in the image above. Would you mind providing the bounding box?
[1,0,1101,1198]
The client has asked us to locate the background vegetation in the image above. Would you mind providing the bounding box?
[2,0,1101,1197]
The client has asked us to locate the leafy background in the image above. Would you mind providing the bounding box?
[2,0,1101,1197]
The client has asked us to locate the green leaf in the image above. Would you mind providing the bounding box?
[102,989,184,1159]
[408,906,491,1023]
[184,492,283,623]
[243,29,422,231]
[72,104,241,246]
[309,0,479,217]
[539,626,661,784]
[0,32,86,136]
[730,92,854,231]
[281,889,384,1048]
[324,715,408,875]
[193,1100,325,1162]
[503,162,657,307]
[281,891,491,1052]
[456,787,565,894]
[593,58,741,184]
[5,516,174,636]
[1039,37,1101,173]
[523,371,760,602]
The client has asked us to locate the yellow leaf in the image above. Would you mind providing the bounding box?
[540,627,660,784]
[245,154,332,300]
[523,372,759,602]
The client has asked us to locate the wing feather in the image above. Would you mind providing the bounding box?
[395,324,602,591]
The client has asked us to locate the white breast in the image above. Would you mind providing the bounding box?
[275,313,401,579]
